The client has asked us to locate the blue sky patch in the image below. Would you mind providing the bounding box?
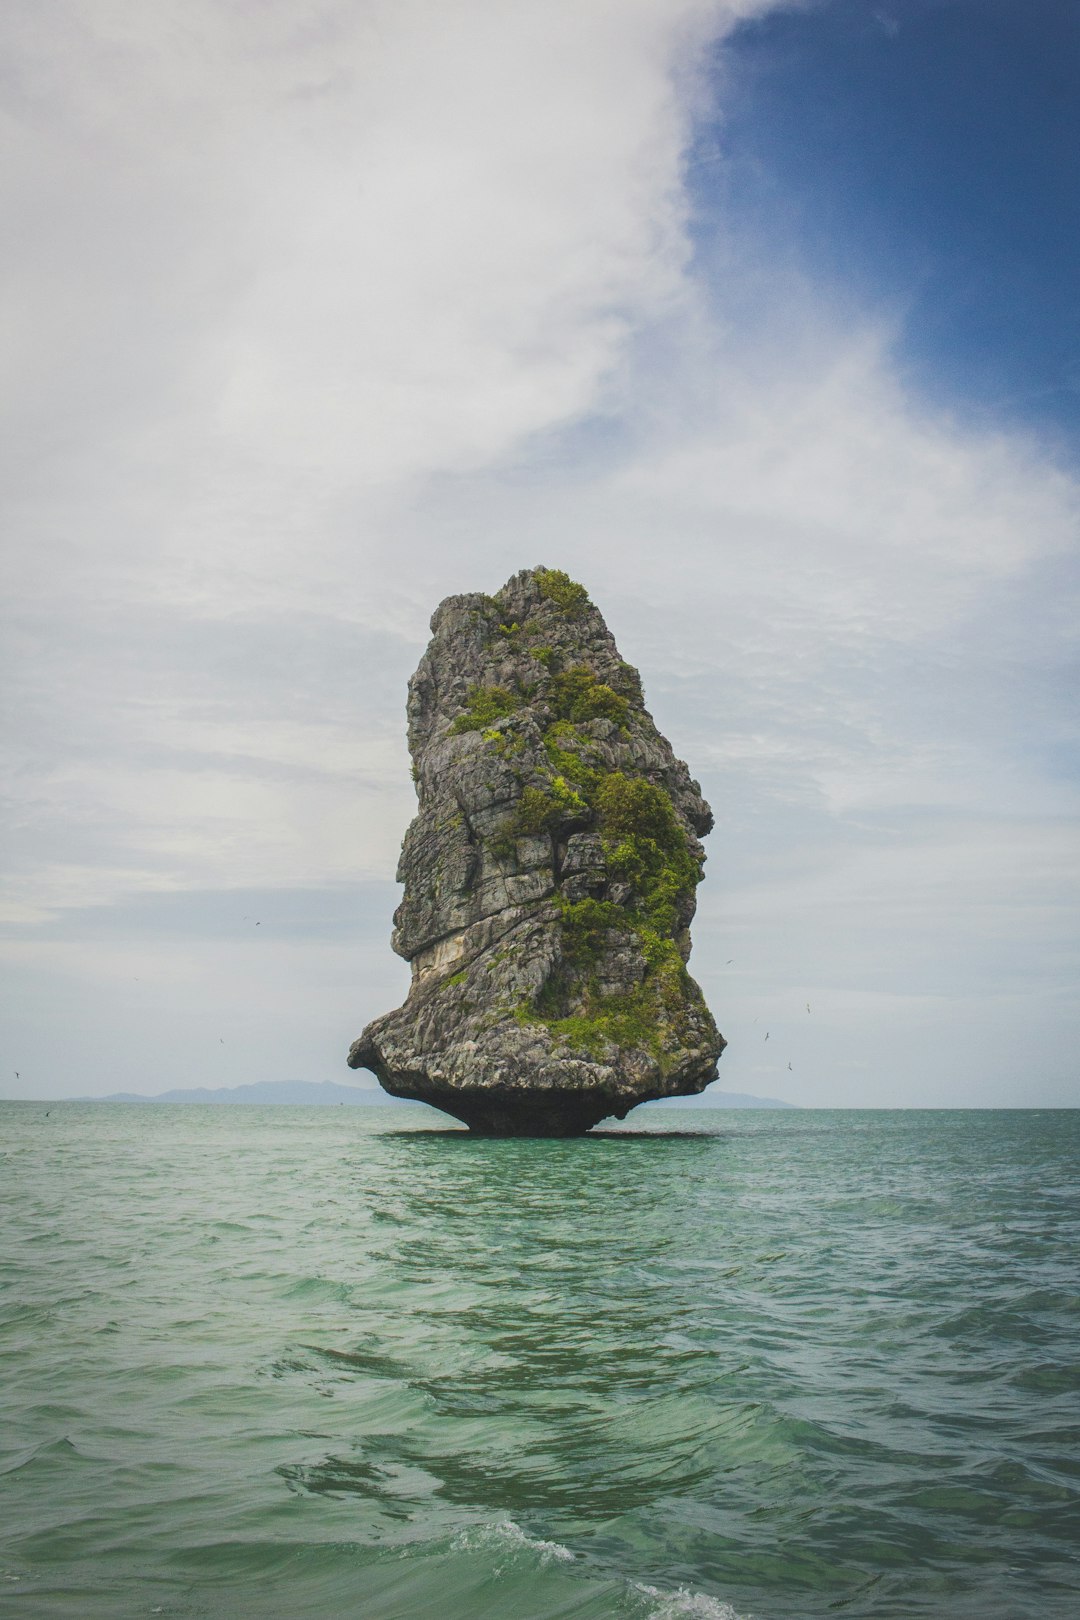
[694,0,1080,442]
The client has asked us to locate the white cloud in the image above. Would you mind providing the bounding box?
[4,0,751,604]
[1,0,1077,1102]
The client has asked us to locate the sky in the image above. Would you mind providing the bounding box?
[2,0,1077,1107]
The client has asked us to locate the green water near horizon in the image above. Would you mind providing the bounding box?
[1,1104,1077,1618]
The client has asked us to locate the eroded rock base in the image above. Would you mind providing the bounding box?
[422,1089,620,1137]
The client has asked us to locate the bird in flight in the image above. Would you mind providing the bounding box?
[764,1032,769,1041]
[788,1062,793,1071]
[806,1002,811,1014]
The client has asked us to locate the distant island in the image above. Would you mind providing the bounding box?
[71,1080,407,1106]
[66,1080,794,1108]
[656,1089,795,1110]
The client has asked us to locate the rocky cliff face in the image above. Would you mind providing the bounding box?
[348,567,725,1134]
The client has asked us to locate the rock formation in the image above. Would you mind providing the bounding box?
[348,567,725,1134]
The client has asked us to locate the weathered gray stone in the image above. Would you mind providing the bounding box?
[348,567,725,1134]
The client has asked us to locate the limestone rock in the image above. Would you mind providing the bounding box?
[348,567,725,1134]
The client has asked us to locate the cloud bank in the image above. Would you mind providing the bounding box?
[2,0,1077,1104]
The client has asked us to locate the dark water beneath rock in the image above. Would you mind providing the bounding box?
[1,1103,1077,1619]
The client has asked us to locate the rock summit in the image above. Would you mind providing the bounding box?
[348,567,725,1134]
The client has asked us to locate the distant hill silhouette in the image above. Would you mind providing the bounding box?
[652,1089,796,1110]
[68,1079,795,1109]
[71,1080,408,1106]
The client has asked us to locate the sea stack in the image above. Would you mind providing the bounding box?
[349,567,725,1134]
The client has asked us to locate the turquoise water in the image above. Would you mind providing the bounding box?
[1,1104,1077,1619]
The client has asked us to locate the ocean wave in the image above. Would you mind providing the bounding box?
[634,1581,744,1619]
[450,1518,576,1564]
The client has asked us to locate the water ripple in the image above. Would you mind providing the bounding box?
[1,1102,1077,1618]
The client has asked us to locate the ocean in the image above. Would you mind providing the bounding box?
[1,1103,1077,1619]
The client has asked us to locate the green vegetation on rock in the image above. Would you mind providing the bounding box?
[614,661,644,705]
[511,763,706,1059]
[539,720,599,793]
[521,893,698,1070]
[534,567,591,615]
[491,776,592,858]
[449,684,525,734]
[547,663,629,726]
[595,774,700,934]
[558,895,627,962]
[511,785,564,837]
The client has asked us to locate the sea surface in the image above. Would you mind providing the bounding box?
[1,1103,1077,1620]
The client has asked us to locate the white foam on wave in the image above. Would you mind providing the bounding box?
[635,1581,745,1619]
[450,1523,745,1618]
[451,1518,576,1565]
